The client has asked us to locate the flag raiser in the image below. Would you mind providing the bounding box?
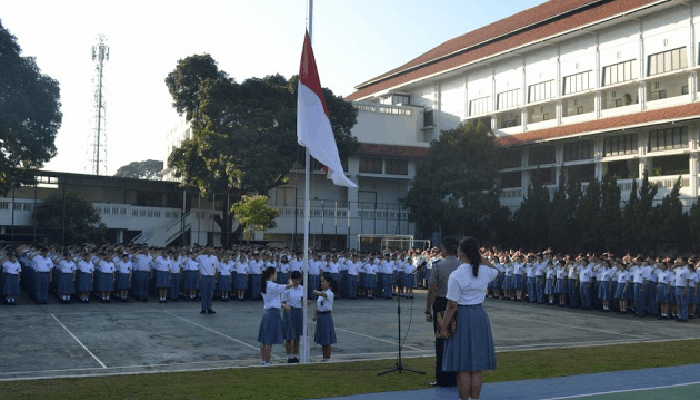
[297,31,357,188]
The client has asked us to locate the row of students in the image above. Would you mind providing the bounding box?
[485,251,700,322]
[257,268,338,365]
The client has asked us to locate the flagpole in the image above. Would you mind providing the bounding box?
[301,0,313,365]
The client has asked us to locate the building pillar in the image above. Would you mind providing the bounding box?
[690,153,699,198]
[117,229,124,245]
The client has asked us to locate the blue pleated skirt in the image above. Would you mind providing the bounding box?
[511,274,523,290]
[283,308,304,341]
[359,272,366,288]
[258,308,284,344]
[502,275,512,291]
[217,274,231,291]
[314,312,337,345]
[669,287,677,305]
[96,271,113,292]
[155,271,169,288]
[656,284,669,303]
[544,279,553,295]
[600,281,612,301]
[57,272,74,294]
[278,272,288,284]
[183,271,199,290]
[364,274,377,290]
[2,273,20,296]
[235,273,248,290]
[76,271,93,292]
[442,304,497,372]
[402,273,414,287]
[117,273,131,290]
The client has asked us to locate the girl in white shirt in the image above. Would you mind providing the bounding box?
[76,253,94,303]
[235,254,249,301]
[364,256,377,300]
[2,253,21,305]
[57,254,77,304]
[258,266,294,366]
[656,261,671,319]
[116,253,132,302]
[615,264,631,314]
[217,254,234,301]
[313,273,338,361]
[282,270,304,363]
[97,254,115,303]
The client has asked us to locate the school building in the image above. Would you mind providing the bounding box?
[347,0,700,213]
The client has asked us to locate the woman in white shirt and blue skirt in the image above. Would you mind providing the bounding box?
[440,237,498,400]
[282,270,304,363]
[313,272,338,361]
[258,266,294,366]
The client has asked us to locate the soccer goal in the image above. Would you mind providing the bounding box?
[357,234,430,254]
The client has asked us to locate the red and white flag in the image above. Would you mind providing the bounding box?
[297,31,357,188]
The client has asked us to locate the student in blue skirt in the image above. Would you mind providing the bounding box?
[116,253,132,302]
[282,270,304,363]
[234,254,249,301]
[313,272,338,361]
[656,261,671,319]
[97,253,115,303]
[56,254,76,304]
[258,266,295,366]
[439,237,498,400]
[2,253,21,305]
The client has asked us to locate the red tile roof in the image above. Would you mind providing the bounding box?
[357,143,430,158]
[347,0,662,101]
[495,103,700,146]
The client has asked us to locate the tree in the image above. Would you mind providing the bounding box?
[33,193,107,246]
[548,172,568,252]
[230,195,280,243]
[114,159,163,180]
[688,195,700,253]
[656,177,687,253]
[401,121,501,240]
[576,178,602,252]
[165,56,358,247]
[517,169,550,250]
[598,174,623,252]
[0,21,62,194]
[634,169,659,252]
[621,177,638,253]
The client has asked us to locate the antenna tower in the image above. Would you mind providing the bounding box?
[89,35,109,175]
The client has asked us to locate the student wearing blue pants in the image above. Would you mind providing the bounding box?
[196,245,218,314]
[674,258,691,322]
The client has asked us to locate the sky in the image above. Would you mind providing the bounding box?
[2,0,545,175]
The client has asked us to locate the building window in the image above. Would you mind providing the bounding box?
[604,134,638,157]
[22,203,32,211]
[500,171,521,188]
[132,210,139,216]
[103,207,110,214]
[536,168,556,185]
[275,187,296,206]
[139,210,147,217]
[112,207,119,214]
[147,211,153,217]
[500,148,522,169]
[528,145,556,166]
[121,208,127,215]
[562,71,590,95]
[385,159,408,175]
[563,140,594,162]
[648,127,688,152]
[0,202,8,209]
[528,80,553,103]
[12,203,21,210]
[648,47,687,76]
[423,110,433,127]
[602,60,638,86]
[500,114,520,128]
[497,89,520,110]
[359,157,382,174]
[469,97,490,116]
[391,95,410,105]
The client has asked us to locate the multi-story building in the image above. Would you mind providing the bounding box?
[347,0,700,212]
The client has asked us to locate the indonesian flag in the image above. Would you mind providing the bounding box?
[297,31,357,188]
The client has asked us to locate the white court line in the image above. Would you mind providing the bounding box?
[334,327,424,351]
[504,314,645,338]
[162,310,269,356]
[50,313,107,369]
[541,380,700,400]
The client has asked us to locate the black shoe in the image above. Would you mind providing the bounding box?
[207,309,216,314]
[200,310,207,314]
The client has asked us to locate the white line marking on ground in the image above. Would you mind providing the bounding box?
[541,380,700,400]
[162,310,269,356]
[504,314,645,338]
[50,313,107,369]
[334,327,424,351]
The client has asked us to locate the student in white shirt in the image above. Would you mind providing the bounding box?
[656,261,671,319]
[282,270,305,363]
[2,253,21,305]
[56,253,77,304]
[116,253,133,302]
[97,253,115,303]
[689,262,699,319]
[364,255,378,300]
[76,252,94,303]
[313,273,339,361]
[217,254,234,301]
[258,266,295,366]
[235,254,249,301]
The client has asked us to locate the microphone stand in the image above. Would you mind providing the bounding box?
[378,272,425,376]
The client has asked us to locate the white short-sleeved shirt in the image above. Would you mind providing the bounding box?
[236,261,249,274]
[283,285,305,308]
[657,270,670,284]
[117,261,132,274]
[262,281,285,310]
[317,289,334,312]
[446,264,499,305]
[2,261,21,275]
[58,260,76,274]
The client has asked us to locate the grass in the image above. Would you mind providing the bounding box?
[2,340,699,400]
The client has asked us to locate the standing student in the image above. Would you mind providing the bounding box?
[689,262,699,319]
[154,250,171,303]
[76,252,94,303]
[632,258,648,317]
[656,261,671,320]
[313,273,338,361]
[512,255,524,302]
[97,253,115,303]
[197,245,219,314]
[168,252,183,302]
[526,255,537,303]
[439,237,499,400]
[2,253,21,305]
[31,247,52,304]
[598,260,613,312]
[615,263,631,314]
[56,254,76,304]
[544,261,555,305]
[578,258,593,310]
[183,251,200,301]
[403,253,416,300]
[235,254,249,301]
[249,253,264,301]
[675,257,691,322]
[132,247,152,302]
[379,253,394,300]
[258,266,294,366]
[282,270,304,363]
[277,255,290,285]
[364,255,377,300]
[116,253,133,302]
[346,253,361,300]
[217,253,234,301]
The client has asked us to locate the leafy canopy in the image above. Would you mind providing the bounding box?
[33,193,107,245]
[114,159,163,180]
[231,195,280,231]
[0,20,62,194]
